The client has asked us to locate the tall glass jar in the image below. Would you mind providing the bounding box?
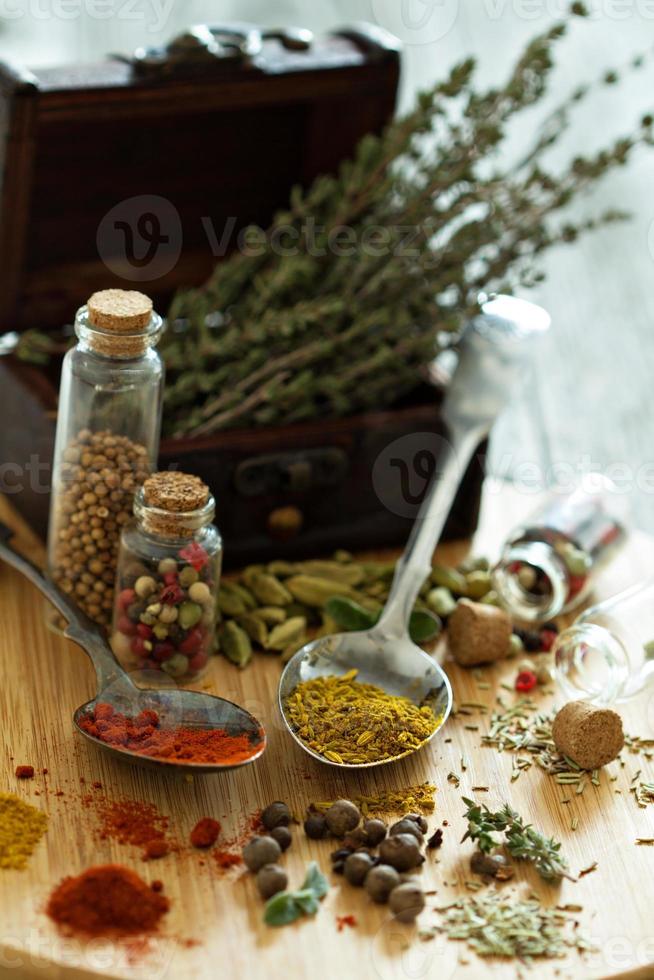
[47,290,164,629]
[110,471,222,682]
[492,477,626,623]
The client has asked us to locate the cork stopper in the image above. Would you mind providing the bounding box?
[447,598,513,666]
[88,290,153,333]
[143,472,209,513]
[551,700,624,770]
[140,472,212,538]
[85,290,155,357]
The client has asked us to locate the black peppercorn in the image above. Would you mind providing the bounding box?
[304,812,328,839]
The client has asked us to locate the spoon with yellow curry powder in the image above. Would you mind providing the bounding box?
[279,295,551,768]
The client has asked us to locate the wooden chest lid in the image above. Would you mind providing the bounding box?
[0,22,400,332]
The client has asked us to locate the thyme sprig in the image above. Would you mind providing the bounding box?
[462,798,574,881]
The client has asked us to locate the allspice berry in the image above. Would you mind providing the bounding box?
[304,813,328,840]
[256,864,288,900]
[379,834,422,871]
[270,826,292,852]
[324,800,361,837]
[364,864,401,903]
[552,700,624,770]
[261,801,291,831]
[242,836,281,872]
[343,851,375,886]
[363,818,387,847]
[389,882,425,923]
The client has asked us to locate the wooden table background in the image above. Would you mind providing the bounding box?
[1,480,654,980]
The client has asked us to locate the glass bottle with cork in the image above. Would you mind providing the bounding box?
[491,476,626,623]
[47,290,164,629]
[111,471,222,682]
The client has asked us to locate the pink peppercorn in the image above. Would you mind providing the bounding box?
[515,669,538,693]
[540,629,557,652]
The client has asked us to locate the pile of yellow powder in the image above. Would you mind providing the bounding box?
[0,792,48,869]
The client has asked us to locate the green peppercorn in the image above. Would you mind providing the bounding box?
[178,601,202,630]
[179,566,199,587]
[161,654,189,678]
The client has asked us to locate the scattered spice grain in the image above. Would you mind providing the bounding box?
[190,818,221,849]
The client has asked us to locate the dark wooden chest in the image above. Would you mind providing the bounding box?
[0,22,485,564]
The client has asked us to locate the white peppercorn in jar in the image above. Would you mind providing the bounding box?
[47,290,164,628]
[110,471,222,681]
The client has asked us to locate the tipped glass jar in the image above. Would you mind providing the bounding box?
[492,477,626,623]
[110,472,222,682]
[553,580,654,704]
[47,290,164,629]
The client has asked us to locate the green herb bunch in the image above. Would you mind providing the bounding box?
[160,3,653,438]
[462,798,573,881]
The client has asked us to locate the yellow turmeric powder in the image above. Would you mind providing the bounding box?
[0,793,48,869]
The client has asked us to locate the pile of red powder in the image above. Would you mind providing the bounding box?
[47,865,169,938]
[79,703,263,765]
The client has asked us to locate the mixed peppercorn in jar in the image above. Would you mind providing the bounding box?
[110,471,222,681]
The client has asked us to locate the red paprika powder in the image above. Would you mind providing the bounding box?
[46,865,169,937]
[79,703,264,765]
[190,817,221,849]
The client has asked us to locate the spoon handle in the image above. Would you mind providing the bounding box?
[0,522,132,693]
[376,423,481,638]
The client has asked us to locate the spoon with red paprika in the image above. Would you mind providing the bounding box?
[0,524,266,773]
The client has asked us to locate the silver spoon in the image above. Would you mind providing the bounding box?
[0,524,266,773]
[279,295,551,768]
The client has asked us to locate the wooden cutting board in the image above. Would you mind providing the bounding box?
[1,480,653,980]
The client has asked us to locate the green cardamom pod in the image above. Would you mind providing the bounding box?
[408,610,442,644]
[223,580,258,610]
[266,616,307,651]
[267,560,297,578]
[237,613,269,646]
[249,572,293,606]
[285,575,359,607]
[221,621,253,668]
[430,565,468,595]
[251,606,287,625]
[296,560,365,586]
[241,564,265,590]
[332,549,354,563]
[426,586,457,618]
[325,596,377,632]
[216,589,246,617]
[465,570,492,599]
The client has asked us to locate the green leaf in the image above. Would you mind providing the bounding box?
[409,609,442,643]
[301,861,329,899]
[264,892,302,927]
[324,596,377,632]
[293,888,320,916]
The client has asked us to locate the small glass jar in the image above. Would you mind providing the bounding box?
[553,580,654,704]
[111,471,222,682]
[48,290,164,629]
[492,477,626,622]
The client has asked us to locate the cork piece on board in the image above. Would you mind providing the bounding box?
[447,598,513,666]
[87,289,153,333]
[551,700,624,770]
[143,471,209,514]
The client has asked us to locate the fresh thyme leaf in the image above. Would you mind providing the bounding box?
[462,799,573,881]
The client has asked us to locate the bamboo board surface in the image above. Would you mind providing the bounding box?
[1,480,654,980]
